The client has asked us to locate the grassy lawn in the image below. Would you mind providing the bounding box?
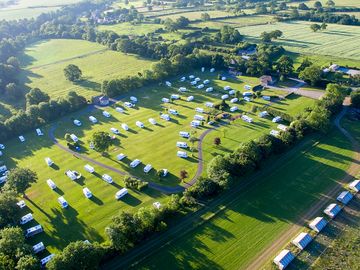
[18,39,155,99]
[238,21,360,61]
[97,22,164,36]
[288,0,360,8]
[134,125,355,270]
[192,15,275,29]
[157,10,232,21]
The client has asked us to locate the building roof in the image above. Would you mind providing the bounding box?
[273,249,295,269]
[292,232,312,250]
[324,203,341,218]
[336,190,353,205]
[349,179,360,192]
[309,217,327,233]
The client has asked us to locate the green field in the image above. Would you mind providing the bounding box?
[288,0,360,8]
[19,39,155,99]
[238,21,360,61]
[134,125,355,270]
[1,69,315,253]
[0,0,82,20]
[157,10,232,21]
[98,22,163,36]
[192,15,275,29]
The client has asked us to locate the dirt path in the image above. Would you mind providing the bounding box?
[244,104,360,270]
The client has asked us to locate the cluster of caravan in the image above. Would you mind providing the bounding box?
[273,179,360,269]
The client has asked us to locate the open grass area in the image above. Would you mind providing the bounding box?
[238,21,360,61]
[133,125,355,270]
[0,0,82,20]
[157,10,232,21]
[18,39,155,99]
[288,0,360,8]
[1,70,315,253]
[97,22,163,36]
[192,15,275,29]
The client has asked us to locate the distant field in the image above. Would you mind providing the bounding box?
[239,21,360,61]
[333,11,360,18]
[135,126,355,270]
[19,39,155,99]
[192,15,275,29]
[157,10,232,21]
[0,0,82,20]
[288,0,360,8]
[98,22,163,36]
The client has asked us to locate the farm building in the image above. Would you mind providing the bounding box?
[260,75,273,86]
[291,232,312,250]
[336,190,353,205]
[273,249,294,270]
[309,217,327,233]
[324,203,341,219]
[348,179,360,192]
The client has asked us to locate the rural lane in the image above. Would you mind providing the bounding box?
[243,101,360,270]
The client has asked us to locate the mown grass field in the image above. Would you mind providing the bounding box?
[134,125,355,270]
[1,70,315,253]
[157,10,232,21]
[0,0,82,20]
[192,15,275,29]
[18,39,155,99]
[238,21,360,61]
[98,22,163,36]
[288,0,360,8]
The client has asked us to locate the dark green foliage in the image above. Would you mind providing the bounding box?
[123,176,148,190]
[4,167,37,195]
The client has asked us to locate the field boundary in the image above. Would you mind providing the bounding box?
[243,104,360,270]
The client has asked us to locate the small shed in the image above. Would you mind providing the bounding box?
[348,179,360,193]
[324,203,341,219]
[292,232,312,250]
[336,190,353,205]
[273,249,295,270]
[309,217,327,233]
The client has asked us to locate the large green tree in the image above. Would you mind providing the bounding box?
[4,168,38,195]
[350,90,360,108]
[299,65,322,86]
[64,64,82,82]
[276,55,294,78]
[0,190,20,228]
[92,131,112,153]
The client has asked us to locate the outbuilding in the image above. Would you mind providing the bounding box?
[324,203,341,219]
[292,232,312,250]
[273,249,295,270]
[309,217,327,233]
[336,190,353,205]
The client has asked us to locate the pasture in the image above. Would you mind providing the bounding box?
[18,39,155,99]
[97,22,163,36]
[156,10,232,21]
[288,0,360,8]
[1,69,315,253]
[133,126,355,270]
[192,15,275,29]
[238,21,360,61]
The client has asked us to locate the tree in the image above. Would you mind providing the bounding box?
[4,168,38,195]
[276,55,294,78]
[189,136,198,147]
[213,137,221,146]
[350,90,360,108]
[179,170,188,181]
[5,83,22,99]
[25,88,50,105]
[296,58,313,73]
[310,24,321,32]
[314,1,323,9]
[124,0,129,4]
[321,22,328,30]
[175,16,190,28]
[201,12,210,21]
[0,190,20,228]
[92,131,112,153]
[298,3,309,10]
[326,0,335,7]
[299,65,322,86]
[15,255,39,270]
[46,241,104,270]
[64,64,82,82]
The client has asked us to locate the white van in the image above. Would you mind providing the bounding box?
[110,127,120,134]
[177,151,188,158]
[73,119,82,126]
[176,142,188,148]
[179,131,190,138]
[115,188,128,200]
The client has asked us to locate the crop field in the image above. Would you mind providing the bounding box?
[238,21,360,61]
[0,0,82,20]
[134,125,355,270]
[98,22,164,36]
[157,10,232,21]
[1,70,315,253]
[192,15,275,29]
[18,39,155,99]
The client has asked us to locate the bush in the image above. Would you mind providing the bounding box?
[123,176,148,190]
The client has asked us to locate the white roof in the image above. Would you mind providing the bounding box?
[324,203,341,218]
[336,190,353,205]
[115,188,128,199]
[273,249,295,270]
[309,217,327,232]
[349,179,360,192]
[41,254,55,265]
[117,153,126,160]
[292,232,312,250]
